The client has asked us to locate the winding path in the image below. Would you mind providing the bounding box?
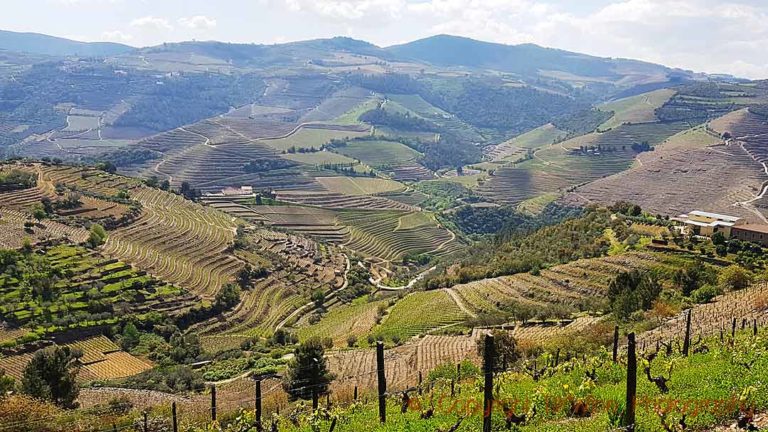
[444,288,477,319]
[274,254,351,331]
[369,265,437,291]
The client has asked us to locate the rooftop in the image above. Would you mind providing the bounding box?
[679,219,736,228]
[688,210,741,222]
[734,224,768,235]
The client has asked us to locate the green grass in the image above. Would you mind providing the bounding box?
[270,330,768,432]
[261,127,370,152]
[316,176,405,195]
[598,89,676,130]
[395,212,434,230]
[281,150,361,166]
[516,192,560,216]
[297,299,386,347]
[372,290,467,342]
[504,123,567,150]
[333,97,383,125]
[336,140,422,169]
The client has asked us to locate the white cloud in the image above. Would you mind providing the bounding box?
[55,0,121,4]
[101,30,133,42]
[130,16,173,31]
[178,15,217,30]
[283,0,406,21]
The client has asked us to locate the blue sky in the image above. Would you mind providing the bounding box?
[2,0,768,78]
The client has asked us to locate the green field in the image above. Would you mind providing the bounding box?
[504,123,567,150]
[297,299,386,347]
[336,139,423,168]
[395,212,434,230]
[260,127,370,152]
[0,244,184,339]
[332,97,383,125]
[281,150,361,166]
[598,89,676,130]
[316,176,405,195]
[372,290,467,342]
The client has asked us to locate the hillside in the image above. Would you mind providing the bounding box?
[0,29,134,57]
[4,27,768,432]
[387,34,683,87]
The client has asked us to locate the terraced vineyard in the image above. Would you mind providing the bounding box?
[0,336,152,381]
[565,143,764,220]
[485,123,564,161]
[207,202,350,243]
[373,290,468,341]
[637,282,768,348]
[103,187,242,299]
[338,210,457,262]
[0,244,188,335]
[0,208,89,248]
[275,191,418,211]
[41,165,142,196]
[451,252,689,317]
[260,125,370,152]
[597,88,676,130]
[479,121,691,204]
[334,140,434,181]
[195,230,346,340]
[327,333,480,391]
[296,299,386,347]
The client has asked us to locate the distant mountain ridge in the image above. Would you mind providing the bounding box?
[385,34,677,78]
[0,29,706,85]
[0,29,134,57]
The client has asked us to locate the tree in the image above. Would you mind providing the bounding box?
[168,332,201,364]
[608,270,662,320]
[477,330,520,371]
[214,283,241,311]
[31,203,47,221]
[282,337,334,402]
[237,264,253,289]
[96,161,117,173]
[718,265,753,290]
[673,262,716,296]
[86,224,107,248]
[21,346,80,408]
[311,289,325,309]
[120,323,140,351]
[711,232,726,246]
[0,369,15,396]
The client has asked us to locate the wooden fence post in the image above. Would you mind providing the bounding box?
[622,333,637,431]
[211,384,217,422]
[483,333,495,432]
[754,319,758,336]
[255,378,262,431]
[172,402,178,432]
[732,317,737,339]
[418,371,423,395]
[143,411,148,432]
[312,358,319,411]
[353,386,358,401]
[376,341,387,424]
[683,309,692,356]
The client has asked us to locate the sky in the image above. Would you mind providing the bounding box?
[2,0,768,79]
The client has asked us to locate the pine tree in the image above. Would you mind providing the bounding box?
[282,337,334,401]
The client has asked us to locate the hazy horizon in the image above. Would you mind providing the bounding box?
[2,0,767,79]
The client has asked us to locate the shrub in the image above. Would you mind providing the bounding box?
[718,265,753,290]
[691,284,723,303]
